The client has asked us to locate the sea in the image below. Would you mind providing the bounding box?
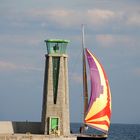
[70,123,140,140]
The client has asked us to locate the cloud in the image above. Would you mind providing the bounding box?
[47,9,76,27]
[0,61,17,70]
[69,73,82,84]
[87,9,115,26]
[28,8,78,27]
[126,12,140,26]
[27,8,116,27]
[95,34,140,49]
[1,6,140,32]
[69,72,91,85]
[27,8,139,31]
[96,35,114,47]
[0,60,42,72]
[0,34,41,46]
[133,68,140,77]
[0,6,140,52]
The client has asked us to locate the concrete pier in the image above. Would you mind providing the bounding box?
[0,121,41,134]
[0,134,77,140]
[0,121,77,140]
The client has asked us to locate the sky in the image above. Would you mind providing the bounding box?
[0,0,140,124]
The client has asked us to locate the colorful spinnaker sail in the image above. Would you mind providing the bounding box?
[84,48,111,133]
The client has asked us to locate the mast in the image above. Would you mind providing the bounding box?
[82,25,88,120]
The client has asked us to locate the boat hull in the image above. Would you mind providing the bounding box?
[77,137,106,140]
[77,134,107,140]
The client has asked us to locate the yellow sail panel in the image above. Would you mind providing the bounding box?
[107,82,111,115]
[85,92,107,120]
[84,48,111,133]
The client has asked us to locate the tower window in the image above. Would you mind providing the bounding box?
[53,43,59,53]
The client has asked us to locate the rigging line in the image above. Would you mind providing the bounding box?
[70,25,85,119]
[68,42,83,122]
[69,25,84,83]
[68,46,83,82]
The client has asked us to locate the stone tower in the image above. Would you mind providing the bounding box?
[41,39,70,136]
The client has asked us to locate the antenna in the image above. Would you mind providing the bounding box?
[82,24,85,49]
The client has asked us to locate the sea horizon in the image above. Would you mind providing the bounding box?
[70,123,140,140]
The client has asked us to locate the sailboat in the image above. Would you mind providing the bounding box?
[77,25,112,140]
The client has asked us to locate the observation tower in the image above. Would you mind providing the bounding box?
[41,39,70,136]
